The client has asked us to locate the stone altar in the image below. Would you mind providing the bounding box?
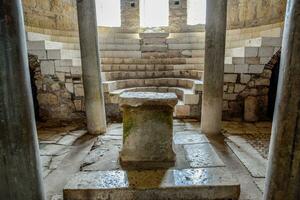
[119,92,178,169]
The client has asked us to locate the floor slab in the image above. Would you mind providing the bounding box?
[64,168,240,200]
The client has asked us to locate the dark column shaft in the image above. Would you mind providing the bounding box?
[201,0,228,135]
[76,0,107,134]
[264,0,300,199]
[0,0,45,200]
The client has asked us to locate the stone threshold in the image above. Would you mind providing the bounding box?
[63,167,240,200]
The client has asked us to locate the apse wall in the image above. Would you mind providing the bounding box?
[22,0,287,32]
[23,0,78,31]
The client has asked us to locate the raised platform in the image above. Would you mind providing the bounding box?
[63,122,240,200]
[64,168,240,200]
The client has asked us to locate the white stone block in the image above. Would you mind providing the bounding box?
[224,64,235,73]
[232,57,245,64]
[260,57,272,64]
[74,84,84,97]
[178,79,188,87]
[224,57,233,64]
[103,81,117,92]
[65,83,74,93]
[168,79,178,87]
[259,47,274,57]
[224,74,238,83]
[175,104,190,117]
[26,32,50,41]
[56,66,71,73]
[119,65,128,71]
[102,65,111,71]
[128,65,137,71]
[28,50,47,59]
[40,61,55,75]
[245,47,259,57]
[248,65,265,74]
[193,81,203,92]
[71,67,82,75]
[184,94,199,105]
[235,64,249,73]
[145,79,155,86]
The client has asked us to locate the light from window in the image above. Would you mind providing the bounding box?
[187,0,206,25]
[96,0,121,27]
[140,0,169,27]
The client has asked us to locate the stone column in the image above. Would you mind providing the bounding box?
[264,0,300,199]
[76,0,106,134]
[201,0,227,135]
[0,1,45,200]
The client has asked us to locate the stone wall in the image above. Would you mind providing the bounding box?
[28,55,83,121]
[222,49,281,121]
[227,0,287,29]
[23,0,78,31]
[22,0,286,32]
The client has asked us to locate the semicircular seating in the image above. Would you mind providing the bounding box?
[26,24,283,119]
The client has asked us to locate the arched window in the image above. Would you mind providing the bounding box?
[96,0,121,27]
[187,0,206,25]
[140,0,169,27]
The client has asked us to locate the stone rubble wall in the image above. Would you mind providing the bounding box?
[223,49,281,121]
[23,0,286,33]
[28,55,83,121]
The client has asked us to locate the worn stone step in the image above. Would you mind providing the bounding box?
[141,44,168,52]
[101,64,204,72]
[106,87,199,105]
[99,38,141,44]
[100,44,140,51]
[141,51,183,58]
[100,58,188,65]
[64,168,240,200]
[167,37,205,44]
[100,51,142,58]
[168,43,205,50]
[103,78,203,93]
[139,32,170,38]
[101,70,203,81]
[100,33,139,39]
[169,32,205,38]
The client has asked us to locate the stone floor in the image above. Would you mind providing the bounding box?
[39,119,272,200]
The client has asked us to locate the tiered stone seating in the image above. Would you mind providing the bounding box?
[26,23,283,118]
[26,29,204,118]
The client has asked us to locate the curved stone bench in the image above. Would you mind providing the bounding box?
[103,78,203,93]
[101,64,204,72]
[106,86,201,105]
[102,70,203,81]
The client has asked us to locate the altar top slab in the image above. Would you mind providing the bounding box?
[119,92,178,107]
